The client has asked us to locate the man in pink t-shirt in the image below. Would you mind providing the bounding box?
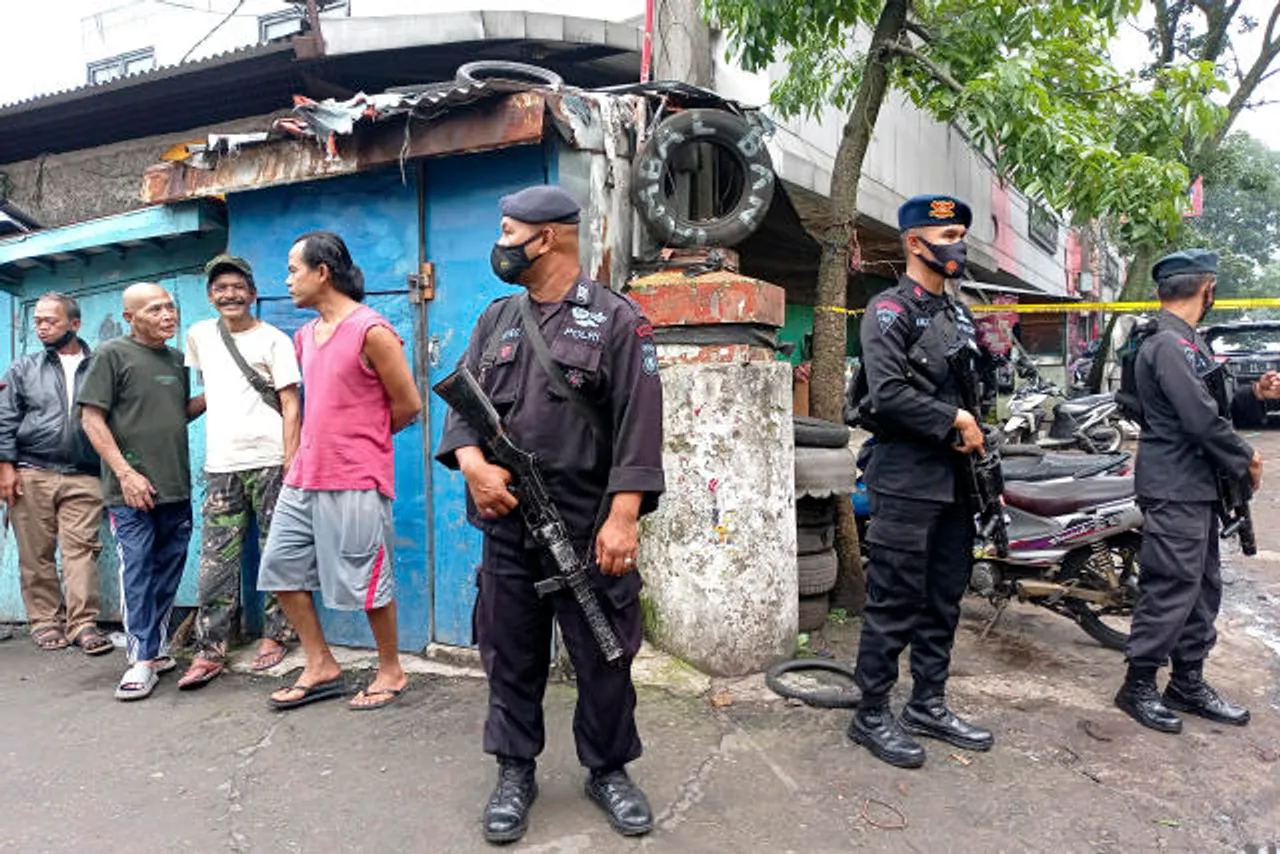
[257,231,422,711]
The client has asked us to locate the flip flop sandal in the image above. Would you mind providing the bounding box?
[178,658,225,690]
[250,643,288,672]
[31,626,70,651]
[152,656,178,674]
[268,677,346,710]
[349,684,408,711]
[115,663,158,701]
[72,627,114,656]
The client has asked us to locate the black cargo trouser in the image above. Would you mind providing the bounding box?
[1126,499,1221,669]
[475,534,644,771]
[854,490,974,704]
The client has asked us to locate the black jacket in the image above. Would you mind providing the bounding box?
[0,341,100,476]
[859,277,978,502]
[1134,311,1254,501]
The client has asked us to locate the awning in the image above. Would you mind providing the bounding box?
[961,279,1080,300]
[0,200,225,289]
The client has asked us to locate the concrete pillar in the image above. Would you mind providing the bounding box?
[631,270,797,676]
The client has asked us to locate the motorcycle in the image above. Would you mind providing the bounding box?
[853,446,1140,650]
[968,471,1141,651]
[1003,365,1124,453]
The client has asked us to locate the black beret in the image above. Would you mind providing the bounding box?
[898,194,973,232]
[1152,249,1218,281]
[498,185,581,225]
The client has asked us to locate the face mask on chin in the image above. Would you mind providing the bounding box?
[44,329,76,350]
[917,237,968,280]
[490,232,546,285]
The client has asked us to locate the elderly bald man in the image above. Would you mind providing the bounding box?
[80,283,206,701]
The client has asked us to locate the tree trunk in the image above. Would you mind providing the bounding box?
[814,0,910,613]
[1087,244,1155,393]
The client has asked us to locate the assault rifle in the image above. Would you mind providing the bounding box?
[1203,363,1258,556]
[1217,470,1257,557]
[948,343,1009,558]
[432,365,624,662]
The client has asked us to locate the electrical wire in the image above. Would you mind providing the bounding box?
[180,0,249,62]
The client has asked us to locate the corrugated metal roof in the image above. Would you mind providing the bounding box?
[0,42,295,115]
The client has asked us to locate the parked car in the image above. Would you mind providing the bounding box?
[1202,320,1280,427]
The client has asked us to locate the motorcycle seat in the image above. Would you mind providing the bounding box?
[1003,476,1134,517]
[1057,393,1113,415]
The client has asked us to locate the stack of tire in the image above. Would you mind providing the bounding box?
[793,416,857,632]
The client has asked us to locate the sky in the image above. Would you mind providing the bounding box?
[0,0,1275,139]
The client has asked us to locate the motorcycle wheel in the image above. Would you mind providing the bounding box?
[1060,534,1140,652]
[1082,424,1123,454]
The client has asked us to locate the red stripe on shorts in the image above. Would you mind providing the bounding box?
[365,544,386,611]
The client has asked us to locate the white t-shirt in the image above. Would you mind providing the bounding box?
[58,351,85,413]
[186,319,301,473]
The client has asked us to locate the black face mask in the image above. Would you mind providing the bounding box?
[1199,284,1216,323]
[490,233,545,284]
[918,237,968,280]
[44,329,76,351]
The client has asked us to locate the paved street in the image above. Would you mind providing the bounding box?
[4,433,1280,852]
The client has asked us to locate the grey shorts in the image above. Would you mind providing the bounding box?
[257,486,395,611]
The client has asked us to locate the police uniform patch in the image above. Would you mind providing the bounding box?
[875,299,903,332]
[572,307,608,328]
[640,341,659,375]
[564,368,586,388]
[1178,337,1206,371]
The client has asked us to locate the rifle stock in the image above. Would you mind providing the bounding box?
[433,365,625,662]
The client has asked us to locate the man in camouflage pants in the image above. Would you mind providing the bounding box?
[177,256,303,689]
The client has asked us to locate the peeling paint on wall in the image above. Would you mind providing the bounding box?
[639,359,797,676]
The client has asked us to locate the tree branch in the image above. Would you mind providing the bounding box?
[904,20,935,43]
[1153,0,1178,67]
[1200,1,1280,165]
[885,41,964,93]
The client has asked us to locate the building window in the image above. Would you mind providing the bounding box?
[87,48,156,85]
[1027,202,1059,253]
[259,1,348,43]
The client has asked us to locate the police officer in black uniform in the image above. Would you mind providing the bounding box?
[848,194,994,769]
[1114,249,1278,733]
[436,186,665,844]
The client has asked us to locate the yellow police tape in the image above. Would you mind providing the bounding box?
[817,298,1280,316]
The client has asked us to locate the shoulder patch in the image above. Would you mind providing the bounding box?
[874,299,903,333]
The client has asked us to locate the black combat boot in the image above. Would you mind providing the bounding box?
[900,693,995,752]
[1114,664,1182,734]
[1164,663,1250,726]
[847,700,926,768]
[483,758,538,844]
[585,767,653,837]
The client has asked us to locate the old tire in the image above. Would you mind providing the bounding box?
[795,446,858,498]
[455,60,564,89]
[797,522,836,556]
[764,657,859,708]
[797,593,830,632]
[631,109,775,248]
[796,496,835,527]
[794,415,850,449]
[798,549,838,596]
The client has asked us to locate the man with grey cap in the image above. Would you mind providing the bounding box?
[1114,248,1280,733]
[176,255,302,689]
[437,185,665,843]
